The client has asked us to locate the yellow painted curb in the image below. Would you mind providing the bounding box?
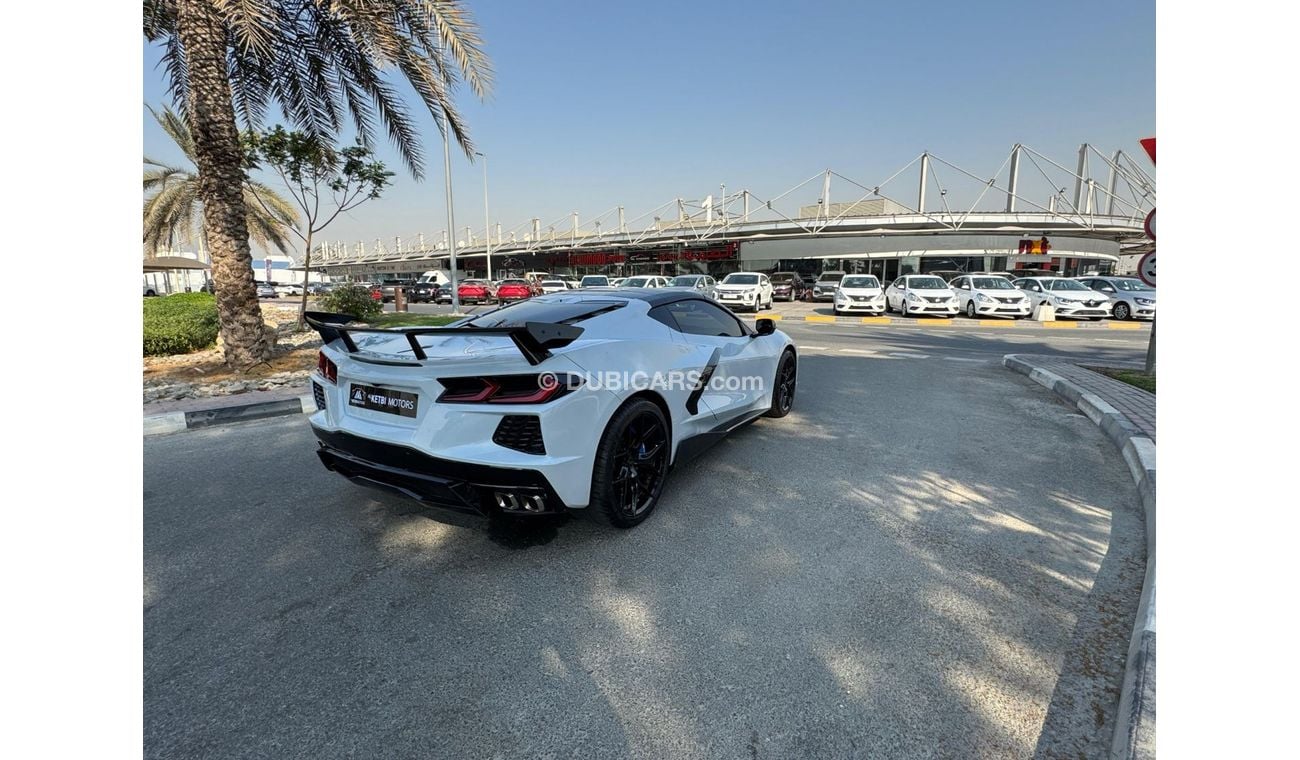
[919,319,954,326]
[859,317,892,325]
[1041,322,1077,328]
[748,313,782,320]
[804,315,837,323]
[978,320,1019,327]
[1107,322,1144,329]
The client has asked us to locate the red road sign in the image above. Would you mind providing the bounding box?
[1139,138,1156,165]
[1144,209,1155,241]
[1138,250,1156,287]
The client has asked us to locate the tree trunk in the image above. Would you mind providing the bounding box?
[297,232,313,330]
[175,0,273,367]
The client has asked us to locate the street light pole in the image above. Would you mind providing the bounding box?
[443,118,461,314]
[476,152,492,282]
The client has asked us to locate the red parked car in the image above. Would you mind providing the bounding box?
[457,279,497,305]
[494,278,539,303]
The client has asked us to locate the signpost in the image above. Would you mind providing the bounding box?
[1140,137,1156,373]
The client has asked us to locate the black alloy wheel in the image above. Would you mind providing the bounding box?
[765,350,797,418]
[588,400,670,528]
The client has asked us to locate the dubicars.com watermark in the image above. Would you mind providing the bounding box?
[538,370,764,394]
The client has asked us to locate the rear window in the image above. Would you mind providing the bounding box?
[462,299,625,327]
[500,279,528,286]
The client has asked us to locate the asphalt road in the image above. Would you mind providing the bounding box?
[144,339,1145,759]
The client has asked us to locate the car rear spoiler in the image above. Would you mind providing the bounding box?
[303,311,583,366]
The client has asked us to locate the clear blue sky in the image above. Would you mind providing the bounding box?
[142,0,1154,255]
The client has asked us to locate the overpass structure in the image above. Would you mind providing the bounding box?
[308,143,1156,281]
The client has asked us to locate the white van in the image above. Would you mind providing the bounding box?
[417,270,452,286]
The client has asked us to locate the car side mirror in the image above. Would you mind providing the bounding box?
[754,318,777,336]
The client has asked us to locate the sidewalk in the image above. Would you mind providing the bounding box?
[1001,354,1155,760]
[1005,355,1154,440]
[144,386,313,436]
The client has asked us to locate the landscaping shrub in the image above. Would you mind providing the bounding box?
[317,283,382,320]
[143,292,220,356]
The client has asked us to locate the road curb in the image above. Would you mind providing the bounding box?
[750,314,1150,329]
[144,393,315,436]
[1002,354,1155,759]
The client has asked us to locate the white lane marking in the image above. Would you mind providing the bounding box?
[838,348,878,355]
[890,352,931,359]
[943,357,983,362]
[798,345,830,350]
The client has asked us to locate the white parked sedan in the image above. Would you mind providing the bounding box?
[714,272,775,312]
[1012,277,1112,320]
[948,274,1032,319]
[885,275,959,317]
[1074,276,1155,321]
[832,275,886,315]
[539,279,571,294]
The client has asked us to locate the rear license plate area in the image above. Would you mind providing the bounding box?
[348,384,418,418]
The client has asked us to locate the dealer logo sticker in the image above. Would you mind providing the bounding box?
[351,388,365,404]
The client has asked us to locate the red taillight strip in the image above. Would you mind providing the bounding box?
[440,378,500,403]
[317,351,338,384]
[488,384,561,404]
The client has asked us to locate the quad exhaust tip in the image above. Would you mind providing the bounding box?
[494,492,547,513]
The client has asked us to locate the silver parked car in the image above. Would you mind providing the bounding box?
[666,274,717,299]
[1074,276,1156,321]
[1011,277,1111,320]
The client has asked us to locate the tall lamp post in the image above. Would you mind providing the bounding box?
[475,151,492,282]
[442,117,461,313]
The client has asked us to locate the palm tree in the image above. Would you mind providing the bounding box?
[143,1,492,366]
[144,105,299,258]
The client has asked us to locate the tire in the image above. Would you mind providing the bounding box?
[899,301,909,317]
[833,307,840,316]
[586,399,671,529]
[1113,302,1131,320]
[765,350,797,418]
[966,301,976,319]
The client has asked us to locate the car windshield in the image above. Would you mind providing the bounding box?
[622,277,651,287]
[816,273,845,283]
[723,274,759,285]
[1047,280,1089,291]
[580,276,608,286]
[908,277,948,289]
[972,277,1014,289]
[841,276,879,288]
[670,276,702,286]
[1112,278,1153,292]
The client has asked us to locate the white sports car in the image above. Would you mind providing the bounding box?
[305,291,797,528]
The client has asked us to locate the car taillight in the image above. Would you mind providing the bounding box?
[437,373,582,404]
[317,351,338,384]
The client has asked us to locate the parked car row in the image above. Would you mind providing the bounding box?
[812,272,1155,320]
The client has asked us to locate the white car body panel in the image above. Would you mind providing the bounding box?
[1074,277,1156,320]
[832,276,886,314]
[948,275,1031,319]
[306,293,793,513]
[885,276,960,316]
[714,272,774,312]
[1012,277,1113,319]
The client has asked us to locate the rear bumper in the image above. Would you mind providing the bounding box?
[313,427,569,516]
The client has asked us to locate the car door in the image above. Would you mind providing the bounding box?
[951,276,969,309]
[889,278,907,310]
[653,299,768,422]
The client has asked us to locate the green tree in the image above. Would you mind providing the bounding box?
[143,0,492,367]
[244,127,393,327]
[144,105,299,258]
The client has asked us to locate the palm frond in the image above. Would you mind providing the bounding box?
[147,0,495,178]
